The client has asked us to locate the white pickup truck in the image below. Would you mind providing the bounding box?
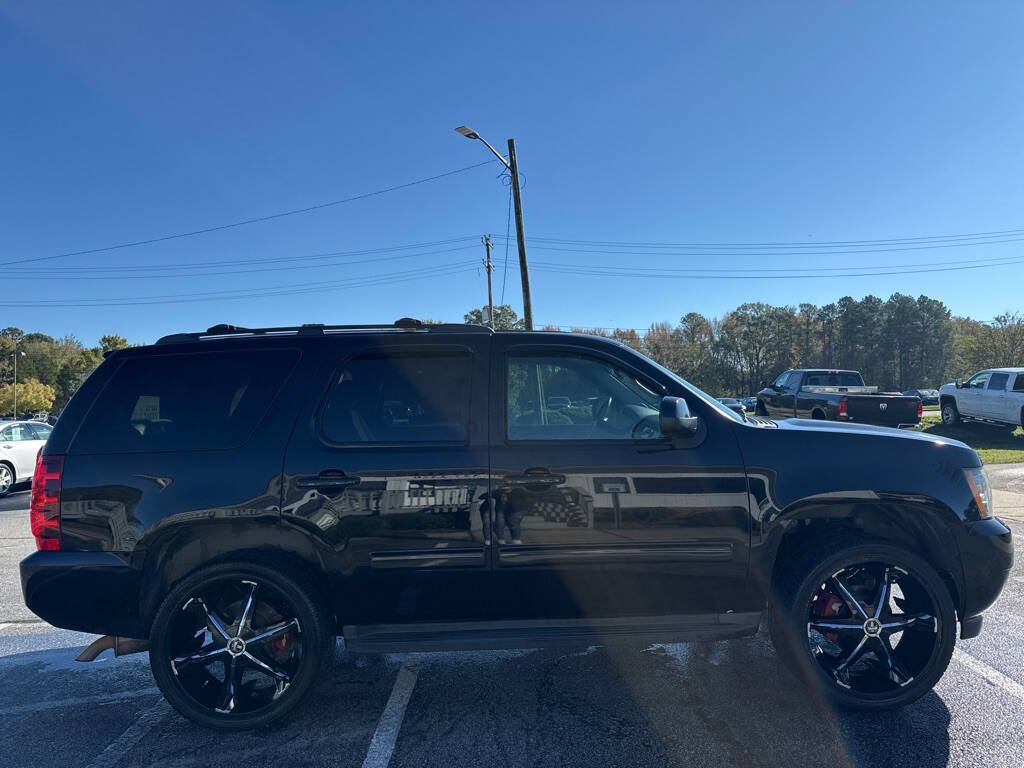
[939,368,1024,431]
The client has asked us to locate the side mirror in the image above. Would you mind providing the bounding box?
[955,380,962,389]
[759,380,768,389]
[660,396,701,437]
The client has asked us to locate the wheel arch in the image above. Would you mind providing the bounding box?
[760,497,965,619]
[138,519,342,636]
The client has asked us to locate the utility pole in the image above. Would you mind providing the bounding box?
[506,139,533,330]
[482,235,495,329]
[455,126,534,330]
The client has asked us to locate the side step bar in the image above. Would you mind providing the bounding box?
[342,612,762,653]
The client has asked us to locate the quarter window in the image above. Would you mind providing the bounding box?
[506,353,662,441]
[72,350,298,454]
[1013,375,1024,393]
[321,351,472,444]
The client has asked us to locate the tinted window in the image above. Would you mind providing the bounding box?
[321,351,472,444]
[72,350,297,454]
[507,353,661,441]
[988,373,1010,391]
[803,372,863,387]
[1014,375,1024,393]
[773,371,792,388]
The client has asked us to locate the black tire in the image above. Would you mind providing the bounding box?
[755,401,768,417]
[770,538,955,711]
[149,562,334,730]
[940,401,960,426]
[0,462,14,498]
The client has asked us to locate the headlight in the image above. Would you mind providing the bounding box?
[964,467,993,519]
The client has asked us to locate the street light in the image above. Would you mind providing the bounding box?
[7,347,25,420]
[455,125,534,330]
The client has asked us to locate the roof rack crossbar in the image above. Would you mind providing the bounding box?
[155,318,491,345]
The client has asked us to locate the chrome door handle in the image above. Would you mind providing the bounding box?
[295,474,361,490]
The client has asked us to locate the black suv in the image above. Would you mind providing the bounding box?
[21,320,1013,729]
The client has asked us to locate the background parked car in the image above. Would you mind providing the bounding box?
[0,420,53,496]
[717,397,747,415]
[939,368,1024,431]
[741,396,758,411]
[903,389,939,406]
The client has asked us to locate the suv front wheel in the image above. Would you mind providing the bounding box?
[770,540,956,711]
[149,562,334,730]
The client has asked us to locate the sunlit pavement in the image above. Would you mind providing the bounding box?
[2,501,1022,768]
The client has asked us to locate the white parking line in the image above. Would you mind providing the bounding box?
[953,648,1024,703]
[0,687,161,716]
[84,698,171,768]
[361,665,419,768]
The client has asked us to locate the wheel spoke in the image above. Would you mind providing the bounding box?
[874,635,914,687]
[833,634,871,683]
[829,574,869,620]
[882,613,936,632]
[215,656,242,713]
[243,651,290,683]
[238,581,258,633]
[247,618,300,644]
[872,567,892,619]
[193,598,232,641]
[808,620,864,632]
[172,644,228,674]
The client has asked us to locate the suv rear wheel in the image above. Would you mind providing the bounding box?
[149,562,334,730]
[770,541,955,711]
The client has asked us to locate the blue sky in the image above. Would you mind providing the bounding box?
[2,2,1023,344]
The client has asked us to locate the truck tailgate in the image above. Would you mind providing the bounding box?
[845,395,920,426]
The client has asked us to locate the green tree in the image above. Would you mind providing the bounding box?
[464,304,525,330]
[99,334,129,354]
[0,378,56,414]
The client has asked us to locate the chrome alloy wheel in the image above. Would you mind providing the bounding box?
[806,564,939,693]
[169,579,303,715]
[0,464,12,496]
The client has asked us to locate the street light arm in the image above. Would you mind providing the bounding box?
[455,126,511,172]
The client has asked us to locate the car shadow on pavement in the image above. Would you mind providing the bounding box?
[0,633,952,768]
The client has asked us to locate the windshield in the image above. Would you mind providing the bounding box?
[644,357,746,423]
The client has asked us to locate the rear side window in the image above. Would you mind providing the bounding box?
[988,373,1010,391]
[1014,375,1024,393]
[28,423,52,440]
[72,350,298,454]
[321,351,472,444]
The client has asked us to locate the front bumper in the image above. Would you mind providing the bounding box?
[20,551,144,638]
[958,517,1013,629]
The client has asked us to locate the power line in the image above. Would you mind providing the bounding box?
[494,235,1024,257]
[495,226,1024,249]
[0,260,479,307]
[4,244,480,280]
[0,161,498,267]
[531,255,1024,280]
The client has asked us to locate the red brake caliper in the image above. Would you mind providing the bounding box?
[812,590,845,642]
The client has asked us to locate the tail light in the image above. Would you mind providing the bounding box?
[917,400,924,420]
[837,398,849,419]
[30,452,64,551]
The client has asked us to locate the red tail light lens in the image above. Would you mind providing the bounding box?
[837,398,848,419]
[917,401,924,420]
[30,453,63,551]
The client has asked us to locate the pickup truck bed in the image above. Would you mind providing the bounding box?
[757,369,922,427]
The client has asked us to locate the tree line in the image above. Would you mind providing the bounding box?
[0,329,129,416]
[467,294,1024,396]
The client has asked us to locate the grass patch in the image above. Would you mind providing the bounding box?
[914,412,1024,464]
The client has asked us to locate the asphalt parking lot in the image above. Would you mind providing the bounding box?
[3,483,1023,768]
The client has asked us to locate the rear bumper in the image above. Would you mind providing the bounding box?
[20,551,144,638]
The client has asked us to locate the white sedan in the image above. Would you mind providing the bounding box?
[0,420,53,496]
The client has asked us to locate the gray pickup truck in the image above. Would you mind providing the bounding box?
[755,369,922,427]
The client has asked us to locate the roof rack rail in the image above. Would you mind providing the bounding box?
[154,318,491,345]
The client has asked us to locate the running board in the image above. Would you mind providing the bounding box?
[342,612,761,653]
